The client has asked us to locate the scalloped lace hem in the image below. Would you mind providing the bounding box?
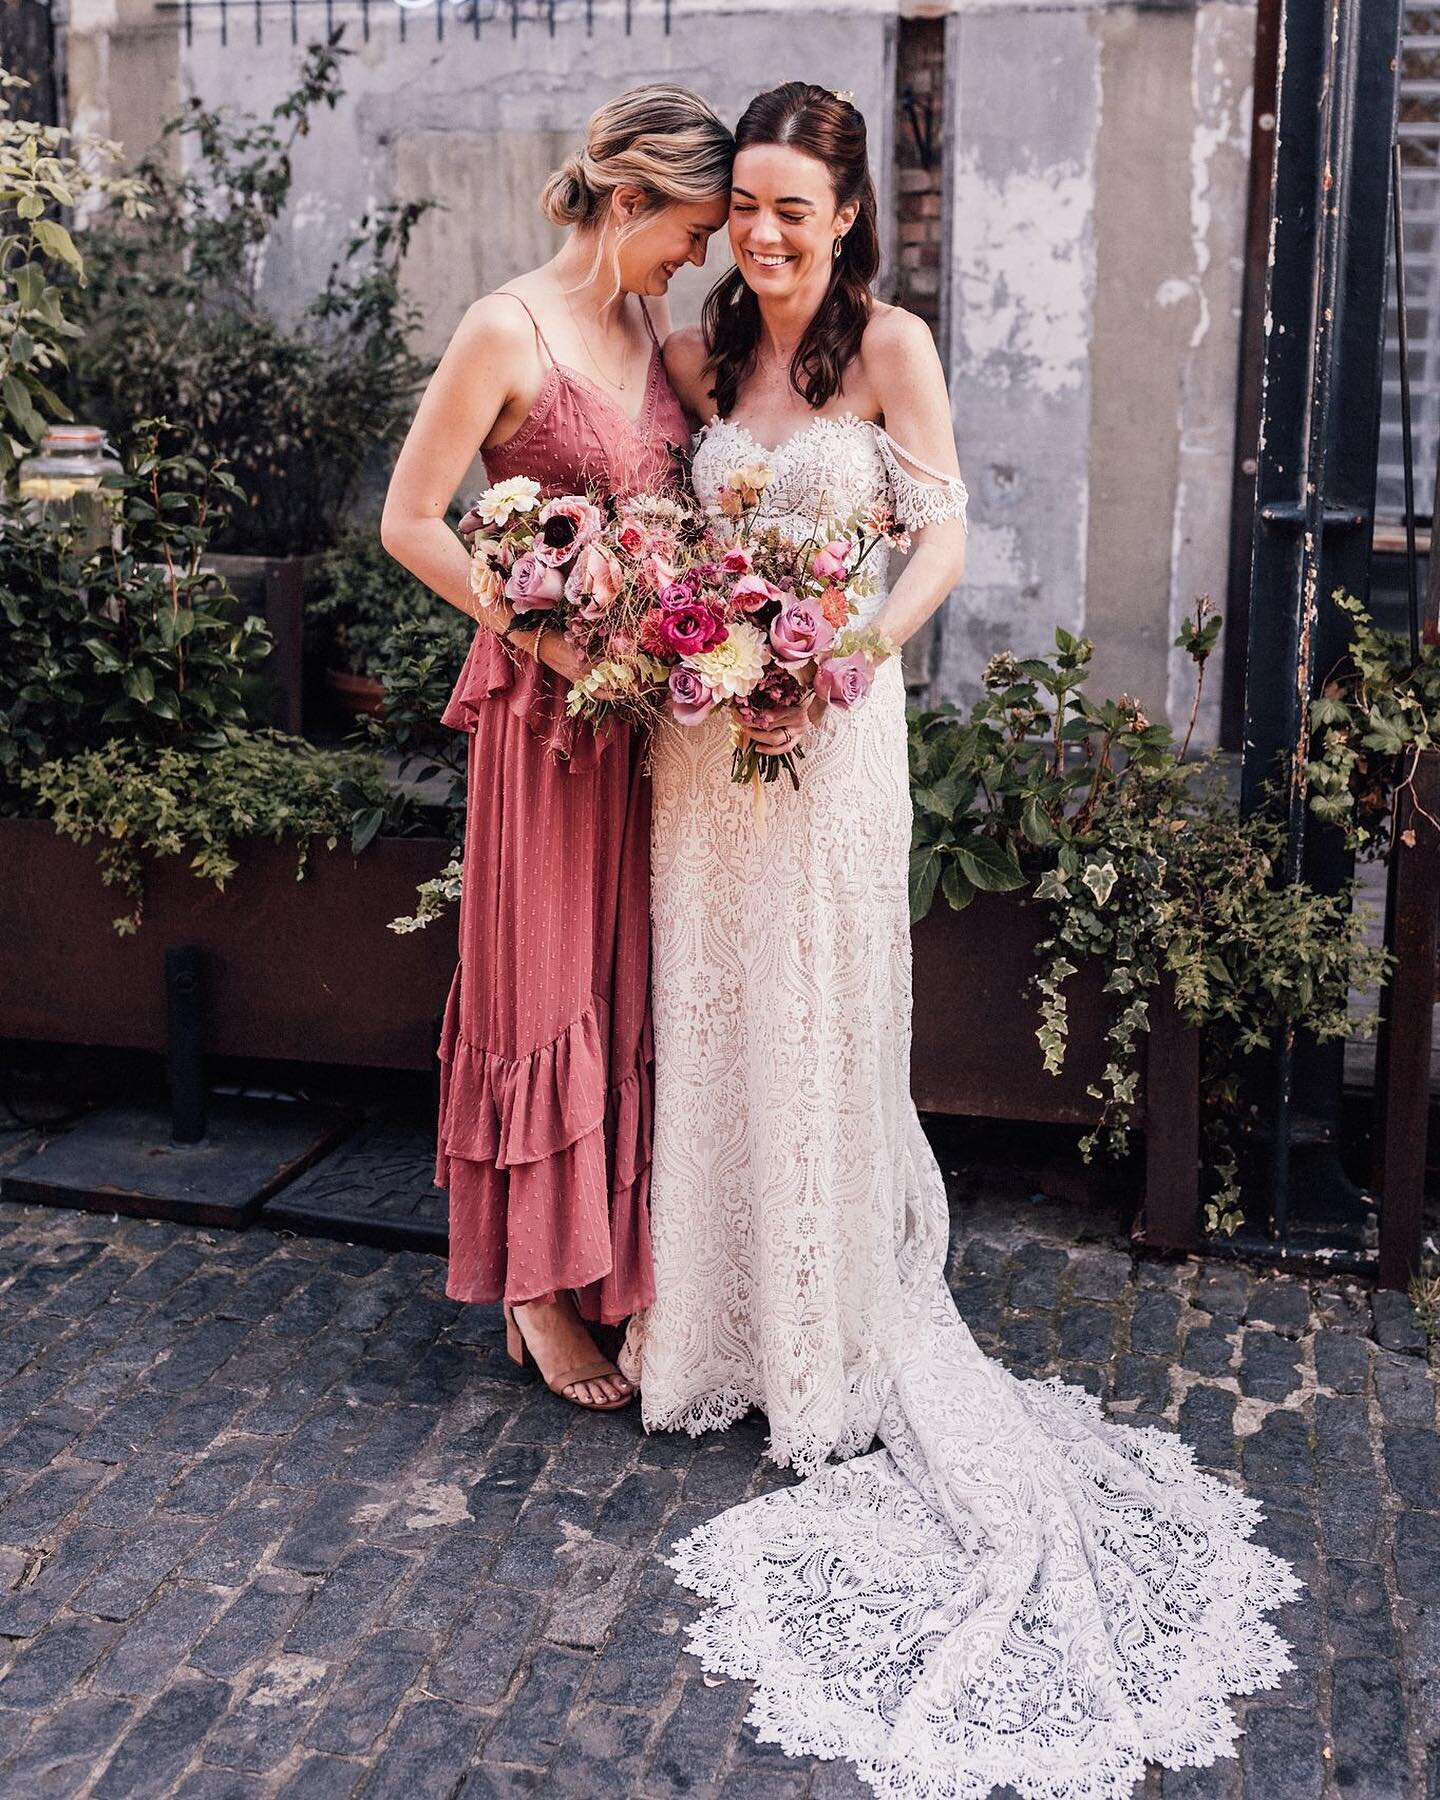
[661,1282,1302,1800]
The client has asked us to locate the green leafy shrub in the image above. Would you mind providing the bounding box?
[0,65,149,481]
[907,601,1385,1233]
[22,731,389,934]
[306,523,462,677]
[68,36,434,555]
[1305,587,1440,852]
[0,423,269,803]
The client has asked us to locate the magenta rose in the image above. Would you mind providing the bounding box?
[657,603,727,658]
[504,551,566,610]
[769,600,836,666]
[810,539,850,583]
[814,651,875,711]
[668,665,717,726]
[533,496,604,567]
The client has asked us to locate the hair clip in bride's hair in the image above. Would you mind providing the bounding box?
[833,89,855,104]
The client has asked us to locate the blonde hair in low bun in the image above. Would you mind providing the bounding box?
[539,156,593,229]
[541,84,733,239]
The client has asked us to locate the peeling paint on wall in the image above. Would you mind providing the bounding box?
[951,159,1093,397]
[1164,1,1256,746]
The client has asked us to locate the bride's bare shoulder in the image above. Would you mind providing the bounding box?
[858,304,944,389]
[661,324,716,421]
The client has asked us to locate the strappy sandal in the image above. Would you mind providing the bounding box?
[504,1305,635,1411]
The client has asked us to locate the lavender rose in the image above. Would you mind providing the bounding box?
[668,665,717,726]
[813,650,875,711]
[504,551,566,610]
[769,600,836,666]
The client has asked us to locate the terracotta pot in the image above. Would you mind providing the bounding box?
[325,666,387,718]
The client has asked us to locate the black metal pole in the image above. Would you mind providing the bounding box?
[165,946,207,1145]
[1239,0,1405,1236]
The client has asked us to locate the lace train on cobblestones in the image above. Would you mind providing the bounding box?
[627,413,1301,1800]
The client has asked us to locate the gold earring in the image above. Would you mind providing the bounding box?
[833,237,844,260]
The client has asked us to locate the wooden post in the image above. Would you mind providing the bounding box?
[1140,975,1202,1251]
[1373,747,1440,1289]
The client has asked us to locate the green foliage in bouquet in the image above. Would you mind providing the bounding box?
[0,65,149,482]
[907,601,1384,1234]
[68,36,434,555]
[0,423,269,802]
[22,732,388,935]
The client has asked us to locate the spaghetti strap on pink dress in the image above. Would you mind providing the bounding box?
[436,294,688,1324]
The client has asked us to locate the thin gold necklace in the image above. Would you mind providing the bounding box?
[563,293,636,393]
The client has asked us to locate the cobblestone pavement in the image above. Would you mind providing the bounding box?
[0,1174,1435,1800]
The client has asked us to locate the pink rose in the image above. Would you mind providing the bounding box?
[814,651,875,711]
[504,552,567,610]
[657,603,727,658]
[641,551,679,594]
[769,600,836,666]
[668,666,717,725]
[810,540,850,583]
[565,541,623,611]
[722,545,753,575]
[533,495,604,566]
[659,578,700,611]
[615,518,647,558]
[730,574,778,612]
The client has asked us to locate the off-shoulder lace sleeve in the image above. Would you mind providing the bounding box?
[874,425,969,534]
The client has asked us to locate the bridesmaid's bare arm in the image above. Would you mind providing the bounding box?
[380,296,577,674]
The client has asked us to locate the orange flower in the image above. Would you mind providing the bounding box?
[818,585,851,629]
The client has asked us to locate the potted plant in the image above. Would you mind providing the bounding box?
[906,603,1385,1243]
[64,36,435,731]
[1,427,456,1068]
[305,522,468,719]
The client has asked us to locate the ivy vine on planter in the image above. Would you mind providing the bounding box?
[1305,586,1440,854]
[907,601,1385,1235]
[22,732,388,935]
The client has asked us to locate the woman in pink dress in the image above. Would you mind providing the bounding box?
[381,87,731,1409]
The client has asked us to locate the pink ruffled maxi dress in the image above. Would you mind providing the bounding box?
[436,295,688,1324]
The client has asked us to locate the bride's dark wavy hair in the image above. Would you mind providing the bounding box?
[702,83,879,418]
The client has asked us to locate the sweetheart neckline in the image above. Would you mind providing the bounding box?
[700,411,880,461]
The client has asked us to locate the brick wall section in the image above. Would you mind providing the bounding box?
[893,16,946,339]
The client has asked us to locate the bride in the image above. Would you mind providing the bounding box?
[622,82,1300,1800]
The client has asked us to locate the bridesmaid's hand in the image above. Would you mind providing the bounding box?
[535,629,591,687]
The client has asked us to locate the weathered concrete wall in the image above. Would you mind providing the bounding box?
[170,8,897,351]
[938,0,1253,744]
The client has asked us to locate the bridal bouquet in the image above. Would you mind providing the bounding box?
[458,462,902,791]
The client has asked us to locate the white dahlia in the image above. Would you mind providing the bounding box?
[683,619,768,700]
[473,476,541,527]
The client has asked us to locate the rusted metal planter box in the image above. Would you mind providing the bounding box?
[911,893,1201,1249]
[3,818,454,1071]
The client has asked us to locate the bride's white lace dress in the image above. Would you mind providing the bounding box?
[620,412,1301,1800]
